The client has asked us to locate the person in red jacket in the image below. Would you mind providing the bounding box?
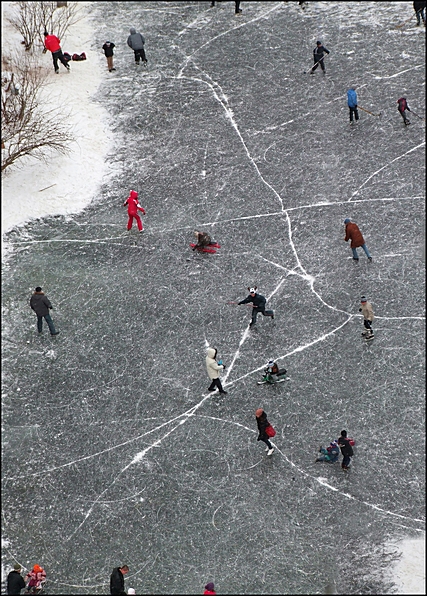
[397,97,411,125]
[123,190,145,232]
[344,218,372,262]
[44,30,70,74]
[204,582,216,595]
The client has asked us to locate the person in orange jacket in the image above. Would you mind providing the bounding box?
[123,190,145,232]
[43,31,70,74]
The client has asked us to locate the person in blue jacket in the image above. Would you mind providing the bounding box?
[347,87,359,124]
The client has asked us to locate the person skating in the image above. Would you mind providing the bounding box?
[206,348,227,394]
[102,40,116,72]
[316,440,340,463]
[30,287,59,336]
[43,31,70,74]
[235,1,242,14]
[309,41,329,74]
[337,430,354,470]
[359,296,374,339]
[344,218,372,262]
[110,565,129,595]
[127,27,147,65]
[347,87,359,124]
[255,408,275,455]
[123,190,145,232]
[397,97,412,125]
[7,563,26,595]
[413,1,426,25]
[238,287,274,327]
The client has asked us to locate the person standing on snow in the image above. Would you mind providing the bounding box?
[309,41,329,74]
[123,190,145,232]
[30,287,60,336]
[127,27,147,65]
[255,408,275,456]
[102,40,116,72]
[347,87,359,124]
[43,31,70,74]
[344,218,372,262]
[206,348,227,394]
[359,296,374,339]
[397,97,412,125]
[238,287,274,327]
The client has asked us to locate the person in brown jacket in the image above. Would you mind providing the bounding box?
[359,296,374,339]
[344,218,372,262]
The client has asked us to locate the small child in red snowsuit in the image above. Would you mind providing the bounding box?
[123,190,145,232]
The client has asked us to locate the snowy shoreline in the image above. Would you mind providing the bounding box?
[1,1,112,244]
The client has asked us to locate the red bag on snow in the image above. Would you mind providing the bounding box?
[265,425,276,438]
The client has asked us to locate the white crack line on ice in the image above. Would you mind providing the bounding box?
[195,415,425,528]
[177,2,283,75]
[348,142,425,201]
[372,64,425,80]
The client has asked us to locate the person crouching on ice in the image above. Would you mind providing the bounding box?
[193,230,212,250]
[123,190,145,232]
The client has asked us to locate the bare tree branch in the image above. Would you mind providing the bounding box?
[1,51,74,172]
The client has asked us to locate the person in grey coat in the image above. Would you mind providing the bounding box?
[127,27,147,65]
[30,287,59,335]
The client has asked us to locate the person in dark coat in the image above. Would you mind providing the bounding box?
[344,218,372,262]
[316,441,340,463]
[309,41,329,74]
[7,564,26,595]
[413,1,426,25]
[193,230,212,251]
[255,408,274,455]
[397,97,412,125]
[127,28,147,65]
[30,287,59,335]
[102,41,116,72]
[110,565,129,595]
[238,287,274,327]
[337,430,354,470]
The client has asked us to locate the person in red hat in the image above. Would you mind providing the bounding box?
[25,564,46,593]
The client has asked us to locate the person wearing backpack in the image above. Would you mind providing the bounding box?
[337,430,354,470]
[397,97,412,125]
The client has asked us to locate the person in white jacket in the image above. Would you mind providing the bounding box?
[206,347,227,394]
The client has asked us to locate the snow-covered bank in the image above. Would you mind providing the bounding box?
[1,1,111,238]
[388,537,426,595]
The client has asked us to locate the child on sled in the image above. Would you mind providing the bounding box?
[316,440,340,463]
[193,230,213,250]
[261,360,287,384]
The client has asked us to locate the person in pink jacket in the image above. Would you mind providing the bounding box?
[43,31,70,74]
[123,190,145,232]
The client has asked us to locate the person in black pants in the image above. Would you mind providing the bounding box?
[337,430,354,470]
[310,41,329,74]
[235,1,242,13]
[238,287,274,327]
[110,565,129,595]
[206,348,227,394]
[255,409,274,455]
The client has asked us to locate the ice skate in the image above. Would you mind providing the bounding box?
[267,448,275,456]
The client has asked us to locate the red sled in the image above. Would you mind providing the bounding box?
[190,243,221,254]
